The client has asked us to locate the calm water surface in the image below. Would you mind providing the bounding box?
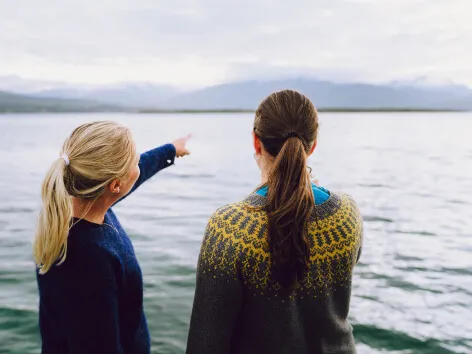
[0,112,471,354]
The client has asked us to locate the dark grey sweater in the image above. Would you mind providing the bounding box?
[187,190,363,354]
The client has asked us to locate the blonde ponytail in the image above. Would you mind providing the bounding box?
[34,121,138,274]
[35,159,73,274]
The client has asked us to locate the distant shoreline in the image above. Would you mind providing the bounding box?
[0,108,468,114]
[137,108,466,114]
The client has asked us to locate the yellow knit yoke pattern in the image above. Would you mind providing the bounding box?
[198,192,363,299]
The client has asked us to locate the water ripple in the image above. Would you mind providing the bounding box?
[2,113,472,354]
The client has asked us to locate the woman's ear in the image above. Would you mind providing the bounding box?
[252,131,262,155]
[108,179,122,195]
[308,141,317,157]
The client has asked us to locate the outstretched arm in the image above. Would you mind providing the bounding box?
[116,134,191,205]
[130,144,177,195]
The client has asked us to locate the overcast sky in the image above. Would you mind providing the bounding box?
[1,0,471,87]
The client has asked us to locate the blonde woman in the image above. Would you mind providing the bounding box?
[35,121,190,354]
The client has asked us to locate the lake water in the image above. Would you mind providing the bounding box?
[0,112,471,354]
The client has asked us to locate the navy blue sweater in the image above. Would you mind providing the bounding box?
[36,143,176,354]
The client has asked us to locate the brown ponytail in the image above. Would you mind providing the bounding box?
[254,90,319,291]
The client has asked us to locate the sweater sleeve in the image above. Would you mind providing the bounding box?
[61,246,123,354]
[186,212,243,354]
[349,196,363,265]
[115,143,176,205]
[356,221,363,264]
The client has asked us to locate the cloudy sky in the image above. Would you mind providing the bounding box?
[1,0,471,87]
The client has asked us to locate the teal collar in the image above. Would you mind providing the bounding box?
[255,183,330,205]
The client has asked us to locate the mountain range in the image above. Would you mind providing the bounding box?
[159,79,472,110]
[1,75,471,112]
[0,90,118,113]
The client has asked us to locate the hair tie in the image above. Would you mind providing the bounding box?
[284,132,301,140]
[61,154,70,166]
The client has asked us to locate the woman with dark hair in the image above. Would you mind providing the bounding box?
[187,90,363,354]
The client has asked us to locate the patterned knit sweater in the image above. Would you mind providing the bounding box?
[187,187,363,354]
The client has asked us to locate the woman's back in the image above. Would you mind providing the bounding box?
[187,185,363,354]
[37,210,149,354]
[187,90,363,353]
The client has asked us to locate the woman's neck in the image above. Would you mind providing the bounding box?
[260,172,269,184]
[72,197,111,224]
[259,158,272,184]
[258,156,315,186]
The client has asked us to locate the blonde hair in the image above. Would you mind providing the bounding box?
[34,121,138,274]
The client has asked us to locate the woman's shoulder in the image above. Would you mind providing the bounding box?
[208,199,266,227]
[211,199,260,216]
[313,190,363,232]
[326,190,361,214]
[40,230,122,285]
[201,202,268,276]
[204,200,268,252]
[67,223,122,264]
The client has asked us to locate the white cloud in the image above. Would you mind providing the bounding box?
[0,0,471,87]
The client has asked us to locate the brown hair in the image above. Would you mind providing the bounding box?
[254,89,319,291]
